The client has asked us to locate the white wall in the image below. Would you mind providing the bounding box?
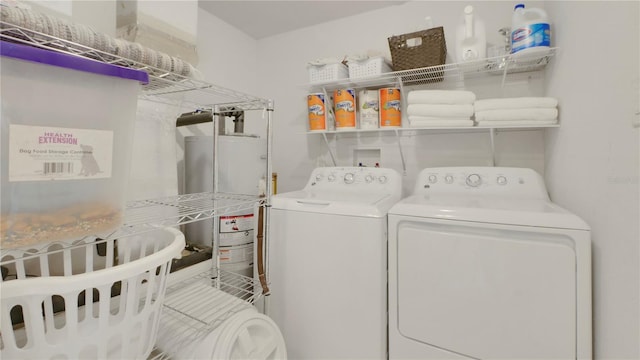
[254,0,639,358]
[19,0,115,34]
[192,7,258,95]
[544,1,640,358]
[22,0,637,356]
[72,0,116,36]
[137,0,198,44]
[21,0,72,18]
[174,7,260,194]
[257,1,548,195]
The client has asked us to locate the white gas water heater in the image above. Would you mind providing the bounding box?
[183,130,266,277]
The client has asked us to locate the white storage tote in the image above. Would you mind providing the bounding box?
[348,57,392,79]
[308,62,348,84]
[0,227,185,359]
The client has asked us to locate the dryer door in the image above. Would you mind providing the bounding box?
[395,219,576,359]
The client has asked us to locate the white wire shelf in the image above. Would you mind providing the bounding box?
[1,12,272,358]
[309,48,558,90]
[102,192,263,242]
[0,193,262,265]
[124,192,261,229]
[0,21,270,111]
[307,123,560,135]
[150,265,263,360]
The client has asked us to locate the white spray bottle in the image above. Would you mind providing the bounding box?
[456,5,487,62]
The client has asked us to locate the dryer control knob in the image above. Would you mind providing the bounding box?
[428,175,438,184]
[365,175,374,183]
[315,174,323,182]
[378,176,388,184]
[466,173,482,187]
[344,173,355,184]
[497,176,508,185]
[445,175,454,184]
[328,174,336,182]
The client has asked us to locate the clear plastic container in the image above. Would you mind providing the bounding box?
[0,41,149,249]
[511,4,551,56]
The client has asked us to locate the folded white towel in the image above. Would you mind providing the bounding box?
[474,97,558,111]
[407,104,474,118]
[409,115,474,122]
[409,119,475,128]
[408,90,476,105]
[476,120,558,127]
[475,108,558,121]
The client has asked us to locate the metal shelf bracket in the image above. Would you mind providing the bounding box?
[489,128,498,166]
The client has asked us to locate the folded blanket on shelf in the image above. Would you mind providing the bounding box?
[0,5,196,77]
[475,108,558,121]
[407,90,476,105]
[474,97,558,111]
[408,118,475,128]
[407,104,474,118]
[476,120,558,127]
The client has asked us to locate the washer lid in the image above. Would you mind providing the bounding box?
[271,190,398,217]
[389,194,589,230]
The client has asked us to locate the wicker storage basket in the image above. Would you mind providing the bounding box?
[388,27,447,83]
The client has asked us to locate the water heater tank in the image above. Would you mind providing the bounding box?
[183,135,266,248]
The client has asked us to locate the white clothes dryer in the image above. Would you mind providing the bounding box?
[388,167,592,360]
[268,167,402,359]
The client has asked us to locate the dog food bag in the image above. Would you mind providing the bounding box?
[0,41,148,249]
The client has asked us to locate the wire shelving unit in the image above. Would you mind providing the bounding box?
[0,19,274,358]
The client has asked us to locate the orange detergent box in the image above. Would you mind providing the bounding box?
[307,93,327,131]
[333,89,356,130]
[379,88,401,127]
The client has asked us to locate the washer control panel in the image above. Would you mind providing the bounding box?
[415,167,549,199]
[306,167,400,192]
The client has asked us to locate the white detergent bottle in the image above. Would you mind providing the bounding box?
[456,5,487,62]
[511,3,551,56]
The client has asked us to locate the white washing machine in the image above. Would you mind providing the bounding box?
[388,167,592,360]
[269,166,402,359]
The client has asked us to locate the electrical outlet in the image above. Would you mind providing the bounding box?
[353,148,381,167]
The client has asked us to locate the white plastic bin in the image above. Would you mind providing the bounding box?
[0,227,185,359]
[308,63,348,84]
[0,41,149,250]
[347,57,392,79]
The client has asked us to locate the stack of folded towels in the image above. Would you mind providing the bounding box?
[406,90,476,127]
[474,97,559,126]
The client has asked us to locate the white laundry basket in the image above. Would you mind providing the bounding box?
[0,227,185,360]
